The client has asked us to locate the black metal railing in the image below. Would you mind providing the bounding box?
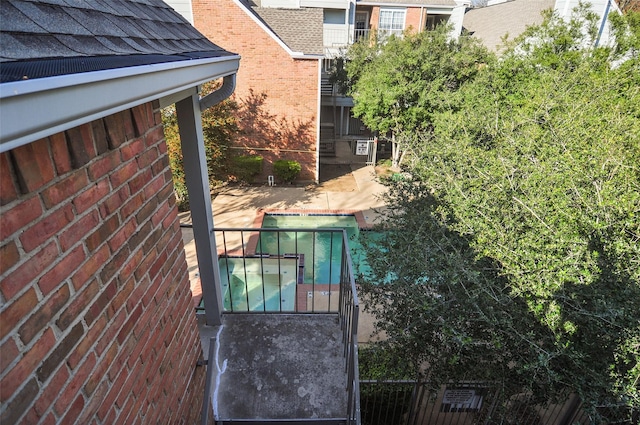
[212,228,356,313]
[359,379,638,425]
[208,227,361,424]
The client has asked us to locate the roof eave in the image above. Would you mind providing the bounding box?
[0,54,241,153]
[356,1,455,8]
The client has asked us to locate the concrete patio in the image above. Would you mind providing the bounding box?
[209,314,348,421]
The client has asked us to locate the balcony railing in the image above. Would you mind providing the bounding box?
[354,28,403,43]
[353,28,371,43]
[324,27,350,48]
[324,27,405,51]
[200,227,361,424]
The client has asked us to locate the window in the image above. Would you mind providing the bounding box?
[323,9,345,24]
[378,8,405,37]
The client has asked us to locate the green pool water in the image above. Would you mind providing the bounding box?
[259,214,361,284]
[214,214,378,312]
[219,257,298,311]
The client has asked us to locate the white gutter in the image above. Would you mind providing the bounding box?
[0,54,240,153]
[315,58,322,183]
[356,1,455,7]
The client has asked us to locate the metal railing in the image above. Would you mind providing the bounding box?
[359,379,638,425]
[324,27,350,47]
[210,227,361,424]
[353,28,372,42]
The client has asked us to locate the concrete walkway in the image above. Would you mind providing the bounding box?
[180,162,388,286]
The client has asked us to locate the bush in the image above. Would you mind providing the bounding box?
[231,155,263,183]
[273,160,301,183]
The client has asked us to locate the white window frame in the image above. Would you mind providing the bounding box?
[378,8,405,38]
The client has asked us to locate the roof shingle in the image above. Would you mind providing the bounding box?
[463,0,555,52]
[0,0,235,82]
[252,6,324,55]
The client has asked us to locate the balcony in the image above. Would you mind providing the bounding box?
[196,227,361,424]
[324,27,351,54]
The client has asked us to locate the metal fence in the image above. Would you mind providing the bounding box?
[359,380,638,425]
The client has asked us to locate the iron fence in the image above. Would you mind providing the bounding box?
[359,380,638,425]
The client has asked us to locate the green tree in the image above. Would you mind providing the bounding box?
[344,25,491,166]
[163,81,239,209]
[360,8,640,420]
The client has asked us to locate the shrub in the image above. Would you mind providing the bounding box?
[231,155,263,183]
[273,160,301,183]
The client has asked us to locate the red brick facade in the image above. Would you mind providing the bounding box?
[0,102,206,424]
[193,0,319,182]
[368,6,426,33]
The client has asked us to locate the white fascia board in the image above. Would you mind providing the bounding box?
[301,0,350,9]
[291,53,325,59]
[0,55,240,153]
[356,2,454,8]
[426,6,454,14]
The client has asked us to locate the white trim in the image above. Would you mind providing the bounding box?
[315,58,322,183]
[357,2,454,8]
[0,55,240,152]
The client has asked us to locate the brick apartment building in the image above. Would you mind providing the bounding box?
[166,0,470,180]
[192,0,323,183]
[0,1,239,423]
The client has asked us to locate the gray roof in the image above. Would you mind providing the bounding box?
[463,0,555,52]
[241,0,323,55]
[252,7,324,54]
[0,0,236,82]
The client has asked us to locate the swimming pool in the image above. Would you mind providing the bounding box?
[219,256,297,311]
[259,214,359,284]
[213,212,377,312]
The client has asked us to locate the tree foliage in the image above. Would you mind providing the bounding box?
[344,25,491,165]
[359,7,640,419]
[163,81,239,209]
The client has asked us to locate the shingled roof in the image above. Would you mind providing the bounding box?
[0,0,240,152]
[239,0,323,55]
[463,0,555,52]
[252,6,324,55]
[0,0,236,82]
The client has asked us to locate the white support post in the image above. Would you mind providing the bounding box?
[176,93,224,326]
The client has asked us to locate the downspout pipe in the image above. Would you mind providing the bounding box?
[199,74,236,111]
[595,0,612,48]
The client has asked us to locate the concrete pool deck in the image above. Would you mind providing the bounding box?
[180,162,389,344]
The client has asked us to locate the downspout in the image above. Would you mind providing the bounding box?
[200,74,236,110]
[594,0,612,48]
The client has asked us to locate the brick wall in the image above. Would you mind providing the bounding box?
[193,0,318,182]
[405,7,426,32]
[369,6,425,33]
[0,102,206,424]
